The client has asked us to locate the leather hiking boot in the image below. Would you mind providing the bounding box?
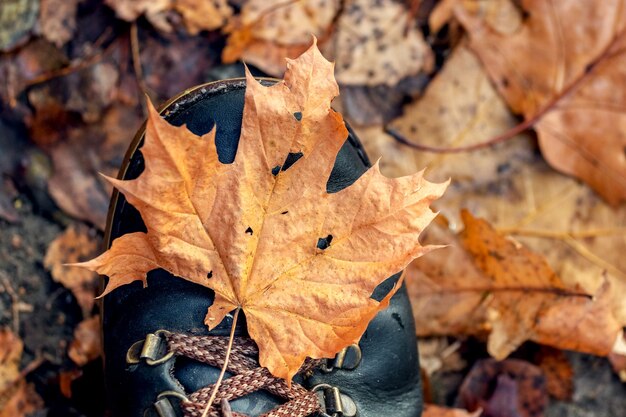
[101,79,424,417]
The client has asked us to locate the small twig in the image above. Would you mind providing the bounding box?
[498,227,626,240]
[388,26,626,153]
[19,355,46,379]
[20,27,117,91]
[0,272,32,332]
[201,308,241,417]
[130,22,151,115]
[562,236,626,281]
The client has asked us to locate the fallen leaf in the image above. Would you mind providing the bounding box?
[104,0,172,31]
[457,359,547,417]
[533,347,573,401]
[68,316,101,366]
[46,105,142,229]
[377,38,626,358]
[39,0,81,47]
[0,328,42,417]
[44,223,99,317]
[408,211,623,359]
[0,0,39,52]
[388,42,534,182]
[58,369,83,398]
[455,0,626,205]
[223,0,339,76]
[423,404,481,417]
[78,42,447,382]
[325,0,434,86]
[429,0,522,35]
[139,30,220,99]
[174,0,232,34]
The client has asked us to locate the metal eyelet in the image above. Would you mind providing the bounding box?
[127,330,174,365]
[144,391,189,417]
[320,344,362,373]
[312,384,358,417]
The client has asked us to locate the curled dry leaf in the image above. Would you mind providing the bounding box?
[104,0,172,31]
[223,0,340,76]
[423,404,481,417]
[0,328,42,417]
[457,359,547,417]
[77,43,447,382]
[174,0,232,34]
[68,315,102,366]
[455,0,626,205]
[44,223,99,317]
[326,0,434,86]
[408,211,623,359]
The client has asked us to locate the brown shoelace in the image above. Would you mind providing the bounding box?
[165,333,321,417]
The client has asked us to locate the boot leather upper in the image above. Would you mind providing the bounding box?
[102,80,423,417]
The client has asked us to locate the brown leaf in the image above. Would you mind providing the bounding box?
[174,0,232,34]
[325,0,434,86]
[58,369,83,398]
[388,42,533,181]
[44,223,99,317]
[423,404,481,417]
[68,315,102,366]
[223,0,340,75]
[39,0,81,47]
[46,104,142,229]
[0,328,42,417]
[457,359,547,417]
[408,211,623,358]
[78,42,447,382]
[104,0,172,31]
[455,0,626,205]
[533,347,573,401]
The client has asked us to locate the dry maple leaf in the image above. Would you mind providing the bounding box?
[0,328,42,417]
[44,224,99,317]
[222,0,340,76]
[409,211,623,359]
[455,0,626,205]
[68,315,102,366]
[78,42,447,382]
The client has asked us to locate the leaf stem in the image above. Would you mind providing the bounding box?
[200,308,240,417]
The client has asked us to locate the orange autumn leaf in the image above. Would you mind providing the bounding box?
[78,42,447,382]
[0,329,42,417]
[409,211,623,359]
[455,0,626,205]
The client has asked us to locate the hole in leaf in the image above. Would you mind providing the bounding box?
[272,165,281,176]
[207,271,213,279]
[317,234,333,250]
[245,227,253,235]
[293,111,303,121]
[282,152,303,171]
